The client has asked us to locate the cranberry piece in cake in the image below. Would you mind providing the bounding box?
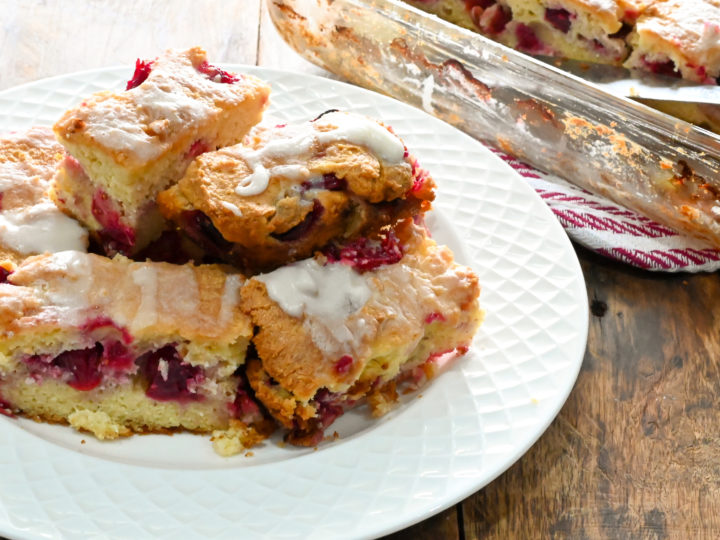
[126,59,154,90]
[157,111,435,273]
[52,47,271,256]
[545,8,573,33]
[136,346,204,402]
[196,61,240,84]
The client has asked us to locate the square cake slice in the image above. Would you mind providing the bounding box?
[52,47,271,256]
[0,251,270,449]
[241,220,483,446]
[625,0,720,83]
[157,111,435,273]
[0,127,87,266]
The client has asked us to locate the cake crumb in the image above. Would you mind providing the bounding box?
[211,419,272,457]
[68,409,131,440]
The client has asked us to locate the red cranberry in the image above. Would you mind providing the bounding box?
[0,398,14,417]
[102,341,134,371]
[126,59,154,90]
[545,8,572,33]
[272,199,325,242]
[642,57,680,78]
[52,345,103,391]
[516,24,543,53]
[231,378,263,423]
[324,231,403,272]
[334,355,353,375]
[482,4,512,34]
[64,154,87,178]
[465,0,495,9]
[300,173,348,192]
[136,346,204,402]
[425,312,446,324]
[81,317,133,344]
[186,139,209,160]
[91,189,136,255]
[0,266,11,284]
[196,61,239,84]
[410,158,432,193]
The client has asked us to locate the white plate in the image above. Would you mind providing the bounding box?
[0,66,588,539]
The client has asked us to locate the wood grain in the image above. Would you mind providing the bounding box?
[0,0,262,91]
[462,245,720,539]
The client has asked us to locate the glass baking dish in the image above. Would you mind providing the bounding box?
[267,0,720,249]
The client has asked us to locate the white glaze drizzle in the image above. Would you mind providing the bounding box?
[219,274,243,324]
[233,112,405,197]
[0,203,88,255]
[131,266,158,331]
[167,265,199,317]
[81,49,248,163]
[257,258,371,351]
[42,251,94,311]
[220,201,243,217]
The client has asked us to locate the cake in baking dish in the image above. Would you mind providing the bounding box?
[0,127,87,266]
[625,0,720,83]
[407,0,634,64]
[241,220,483,446]
[52,47,271,256]
[0,251,272,450]
[157,110,436,272]
[406,0,720,84]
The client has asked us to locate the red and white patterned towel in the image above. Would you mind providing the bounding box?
[490,148,720,273]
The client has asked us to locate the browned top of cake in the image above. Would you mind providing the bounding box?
[1,251,250,346]
[558,0,626,30]
[634,0,720,67]
[53,47,271,168]
[0,127,88,263]
[241,223,481,402]
[157,111,435,272]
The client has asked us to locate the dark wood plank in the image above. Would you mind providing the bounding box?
[383,504,462,540]
[461,244,720,539]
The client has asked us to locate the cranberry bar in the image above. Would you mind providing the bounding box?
[0,127,87,265]
[157,111,435,272]
[407,0,635,64]
[241,220,483,446]
[625,0,720,83]
[0,251,271,453]
[52,47,271,256]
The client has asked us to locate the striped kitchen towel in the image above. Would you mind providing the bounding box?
[492,149,720,272]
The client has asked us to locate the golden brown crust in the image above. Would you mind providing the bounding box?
[242,223,482,413]
[53,47,271,169]
[2,251,250,345]
[628,0,720,82]
[0,127,71,264]
[242,280,333,401]
[158,116,435,273]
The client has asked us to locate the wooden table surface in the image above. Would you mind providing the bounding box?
[2,1,719,539]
